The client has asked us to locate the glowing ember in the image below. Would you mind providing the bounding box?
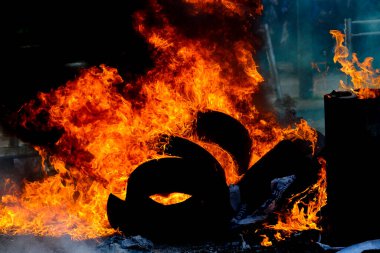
[260,234,273,247]
[150,193,192,205]
[330,30,380,99]
[0,0,322,240]
[274,232,284,241]
[266,157,327,237]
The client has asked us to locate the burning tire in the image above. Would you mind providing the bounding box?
[107,110,254,242]
[107,152,233,242]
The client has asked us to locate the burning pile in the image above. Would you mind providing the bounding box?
[1,0,326,244]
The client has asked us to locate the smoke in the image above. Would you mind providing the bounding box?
[254,0,380,133]
[259,0,380,72]
[353,1,380,68]
[2,1,152,114]
[0,236,97,253]
[154,0,262,43]
[0,143,46,196]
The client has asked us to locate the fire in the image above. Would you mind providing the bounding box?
[282,119,319,156]
[0,0,322,240]
[266,157,327,236]
[330,30,380,99]
[260,234,273,247]
[150,193,192,205]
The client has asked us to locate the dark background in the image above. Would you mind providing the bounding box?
[2,2,153,113]
[2,0,380,121]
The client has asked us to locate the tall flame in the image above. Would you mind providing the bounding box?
[266,157,327,237]
[330,30,380,99]
[1,0,321,240]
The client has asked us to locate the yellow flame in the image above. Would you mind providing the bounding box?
[266,157,327,237]
[150,193,192,205]
[282,119,318,156]
[0,0,322,240]
[260,234,273,247]
[330,30,380,99]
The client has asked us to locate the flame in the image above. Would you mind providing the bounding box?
[150,193,192,205]
[282,119,318,156]
[266,157,327,237]
[274,232,284,241]
[1,0,322,240]
[330,30,380,99]
[260,234,273,247]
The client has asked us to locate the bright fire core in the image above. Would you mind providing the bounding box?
[0,0,325,240]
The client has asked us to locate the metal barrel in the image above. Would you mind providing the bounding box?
[323,90,380,246]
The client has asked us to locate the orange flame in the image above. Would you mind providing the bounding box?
[1,0,322,240]
[282,119,319,156]
[330,30,380,99]
[260,234,273,247]
[266,157,327,237]
[150,193,192,206]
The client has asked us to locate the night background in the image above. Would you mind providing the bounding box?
[2,0,380,132]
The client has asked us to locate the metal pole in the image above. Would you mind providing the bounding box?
[344,18,352,57]
[344,18,352,85]
[263,23,282,100]
[297,0,313,99]
[352,31,380,37]
[352,19,380,24]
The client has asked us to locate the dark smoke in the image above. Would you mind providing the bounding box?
[2,1,153,114]
[255,0,380,134]
[156,0,262,42]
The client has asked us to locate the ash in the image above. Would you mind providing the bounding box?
[0,235,97,253]
[4,233,379,253]
[95,232,327,253]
